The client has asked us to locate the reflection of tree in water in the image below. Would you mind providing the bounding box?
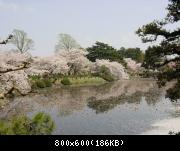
[93,82,115,95]
[87,87,162,114]
[0,80,163,118]
[87,93,141,114]
[0,112,55,135]
[144,86,162,106]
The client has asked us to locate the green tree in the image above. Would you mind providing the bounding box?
[0,112,55,135]
[55,33,81,53]
[86,41,124,64]
[10,29,34,54]
[142,46,162,69]
[136,0,180,100]
[118,47,144,63]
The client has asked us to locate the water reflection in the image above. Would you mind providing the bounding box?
[0,79,178,135]
[0,80,161,118]
[87,86,162,114]
[87,93,142,114]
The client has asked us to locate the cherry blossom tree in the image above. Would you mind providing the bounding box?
[58,49,92,75]
[0,52,32,98]
[26,56,69,76]
[124,58,142,71]
[0,49,130,98]
[94,59,129,80]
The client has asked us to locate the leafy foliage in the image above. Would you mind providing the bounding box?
[36,80,46,88]
[0,112,55,135]
[61,77,71,85]
[96,65,114,82]
[68,76,105,86]
[142,46,163,69]
[118,47,145,63]
[136,0,180,100]
[30,76,52,89]
[166,79,180,100]
[86,41,125,65]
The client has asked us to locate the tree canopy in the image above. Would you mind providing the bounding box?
[55,33,81,53]
[136,0,180,100]
[118,47,144,63]
[86,41,125,65]
[10,29,34,54]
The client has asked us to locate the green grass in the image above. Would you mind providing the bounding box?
[43,79,52,87]
[29,75,107,88]
[67,76,106,86]
[54,76,107,86]
[61,77,71,85]
[97,65,115,82]
[29,76,53,89]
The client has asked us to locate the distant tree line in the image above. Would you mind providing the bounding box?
[86,41,144,65]
[1,31,145,67]
[86,41,124,63]
[118,47,144,63]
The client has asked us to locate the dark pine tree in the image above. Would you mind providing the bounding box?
[136,0,180,100]
[86,41,125,64]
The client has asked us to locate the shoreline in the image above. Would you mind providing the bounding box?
[141,116,180,135]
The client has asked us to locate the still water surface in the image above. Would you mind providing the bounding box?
[1,79,180,135]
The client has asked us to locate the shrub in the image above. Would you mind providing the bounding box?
[100,74,114,82]
[29,75,41,81]
[35,80,46,88]
[0,112,55,135]
[30,77,53,89]
[43,79,52,87]
[61,77,71,85]
[98,65,114,82]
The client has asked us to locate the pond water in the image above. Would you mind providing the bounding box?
[0,79,180,135]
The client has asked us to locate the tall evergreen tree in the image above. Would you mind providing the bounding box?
[136,0,180,100]
[86,41,124,64]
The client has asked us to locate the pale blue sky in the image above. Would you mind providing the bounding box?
[0,0,169,56]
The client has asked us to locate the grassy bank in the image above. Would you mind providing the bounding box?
[29,75,106,89]
[60,76,106,86]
